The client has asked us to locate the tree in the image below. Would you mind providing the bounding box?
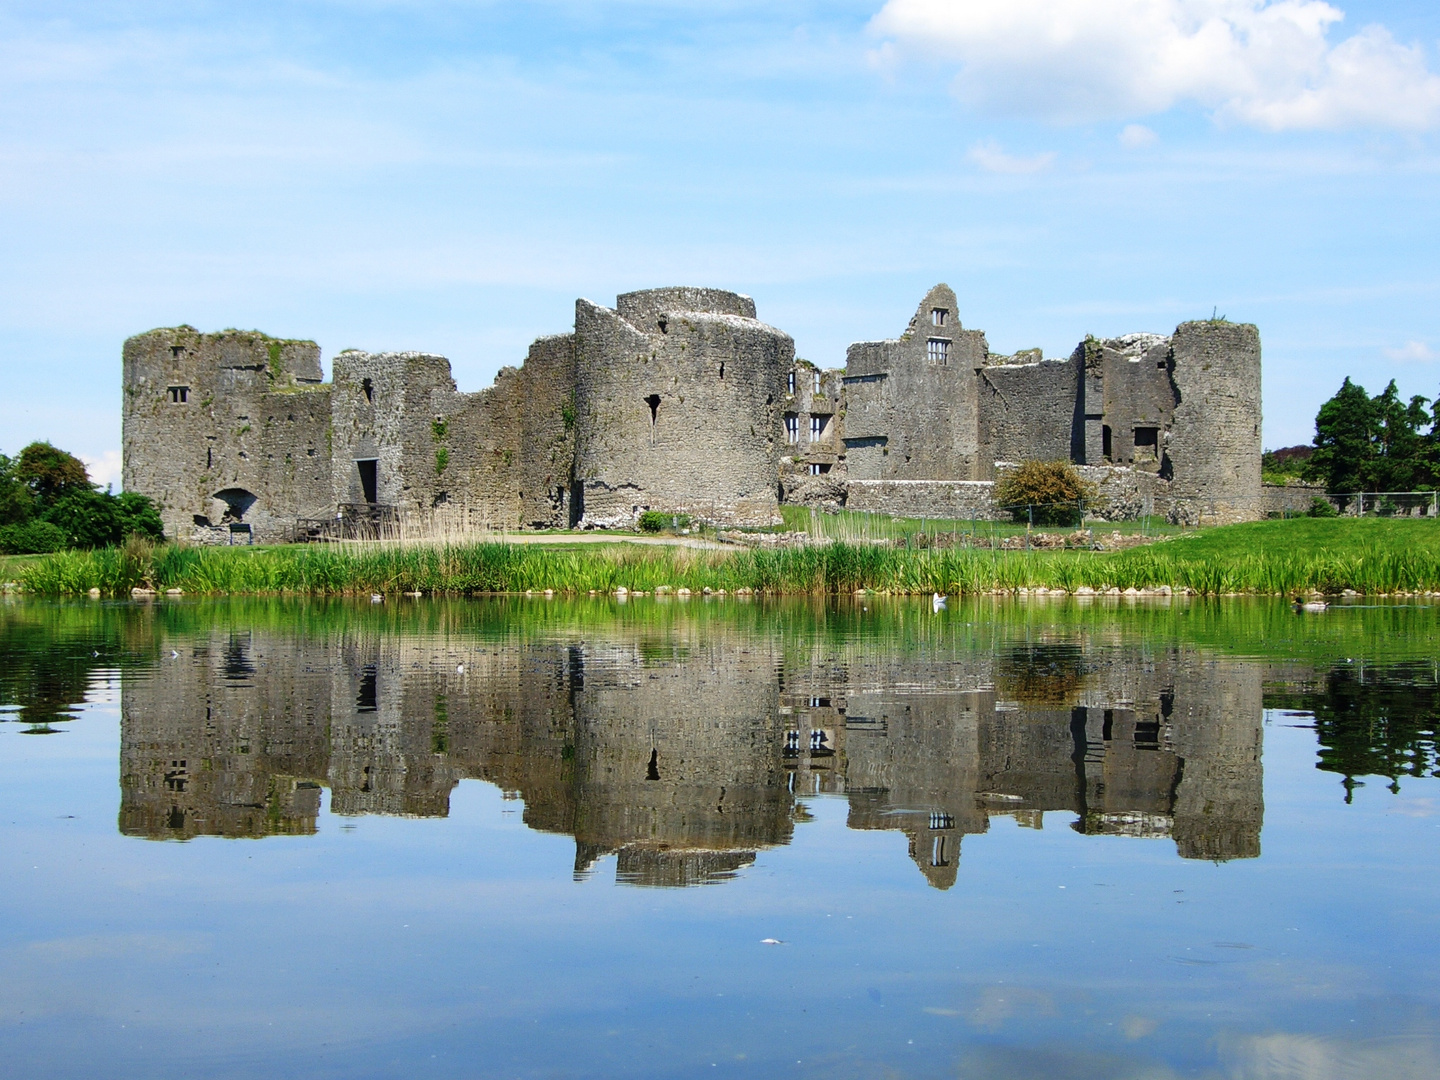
[1370,381,1434,491]
[1305,378,1378,493]
[1304,378,1439,493]
[0,452,35,526]
[16,442,91,504]
[994,460,1095,526]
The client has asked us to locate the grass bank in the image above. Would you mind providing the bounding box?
[15,518,1440,598]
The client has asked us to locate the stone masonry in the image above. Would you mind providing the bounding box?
[123,285,1261,539]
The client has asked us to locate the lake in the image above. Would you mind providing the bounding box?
[1,596,1437,1079]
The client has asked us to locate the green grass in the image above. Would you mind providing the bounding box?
[15,518,1440,598]
[0,554,44,581]
[779,504,1179,542]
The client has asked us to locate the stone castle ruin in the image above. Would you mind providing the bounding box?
[122,285,1262,542]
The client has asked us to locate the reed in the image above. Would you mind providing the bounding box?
[18,519,1440,597]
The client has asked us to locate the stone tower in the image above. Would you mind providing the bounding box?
[570,287,793,527]
[121,327,331,544]
[1166,321,1263,519]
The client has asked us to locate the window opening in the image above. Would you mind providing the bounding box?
[1134,426,1159,450]
[644,394,661,446]
[787,371,796,395]
[1102,425,1113,462]
[927,338,950,365]
[932,308,948,327]
[646,748,660,781]
[813,371,822,395]
[784,730,801,757]
[356,665,377,712]
[718,361,724,379]
[810,414,830,440]
[362,377,374,404]
[168,385,189,404]
[784,414,799,445]
[930,835,949,867]
[357,459,378,504]
[170,345,185,359]
[930,812,954,830]
[809,463,832,476]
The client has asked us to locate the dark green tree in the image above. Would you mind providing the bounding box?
[15,442,91,504]
[1370,381,1434,491]
[1304,378,1378,493]
[0,452,36,526]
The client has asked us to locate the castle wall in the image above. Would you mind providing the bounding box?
[122,327,329,544]
[329,350,458,516]
[1166,321,1264,519]
[572,289,791,527]
[841,285,986,482]
[978,356,1080,470]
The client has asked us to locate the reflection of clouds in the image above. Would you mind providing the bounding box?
[1219,1032,1440,1080]
[1386,797,1436,818]
[25,932,209,961]
[953,1041,1181,1079]
[970,985,1055,1030]
[1122,1014,1158,1040]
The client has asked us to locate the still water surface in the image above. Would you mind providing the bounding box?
[1,597,1438,1078]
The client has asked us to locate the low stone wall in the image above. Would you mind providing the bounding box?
[1261,482,1327,516]
[845,480,1003,520]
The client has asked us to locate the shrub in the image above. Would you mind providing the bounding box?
[1308,496,1339,518]
[994,461,1095,527]
[0,519,67,554]
[638,511,669,532]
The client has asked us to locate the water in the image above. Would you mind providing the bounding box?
[1,596,1438,1079]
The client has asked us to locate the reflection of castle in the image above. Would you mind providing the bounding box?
[120,625,1263,886]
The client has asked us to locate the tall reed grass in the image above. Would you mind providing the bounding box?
[18,528,1440,597]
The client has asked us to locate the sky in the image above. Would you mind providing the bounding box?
[3,0,1440,487]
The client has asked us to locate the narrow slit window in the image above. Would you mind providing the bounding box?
[362,377,374,404]
[784,414,799,445]
[644,394,661,446]
[787,371,796,395]
[931,308,948,327]
[1102,425,1113,462]
[813,371,822,395]
[927,338,950,365]
[168,385,189,403]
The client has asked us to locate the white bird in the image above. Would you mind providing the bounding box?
[370,593,383,604]
[932,592,947,613]
[1293,597,1329,613]
[456,664,465,675]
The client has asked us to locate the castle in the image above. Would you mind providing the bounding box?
[122,285,1263,542]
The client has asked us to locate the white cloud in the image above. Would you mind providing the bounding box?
[1119,123,1159,148]
[1384,340,1435,362]
[869,0,1440,130]
[968,138,1056,173]
[82,449,122,491]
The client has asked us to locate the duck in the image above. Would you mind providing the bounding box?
[1292,596,1329,613]
[370,593,384,604]
[932,592,948,613]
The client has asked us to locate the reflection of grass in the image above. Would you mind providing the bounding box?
[15,519,1440,597]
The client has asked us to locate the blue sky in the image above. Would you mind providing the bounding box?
[3,0,1440,485]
